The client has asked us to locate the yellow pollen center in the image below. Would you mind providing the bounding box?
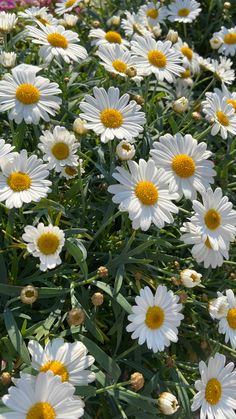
[7,172,31,191]
[112,59,128,73]
[171,154,195,178]
[148,50,167,67]
[121,143,132,151]
[65,166,77,176]
[178,7,190,17]
[204,209,221,230]
[181,46,193,60]
[146,8,159,19]
[105,31,122,44]
[40,360,69,382]
[205,237,212,249]
[224,33,236,44]
[181,68,191,78]
[16,83,40,105]
[227,99,236,113]
[100,108,123,128]
[47,33,68,48]
[135,180,158,205]
[26,402,56,419]
[216,111,229,126]
[145,306,164,329]
[65,0,76,7]
[51,142,70,160]
[227,308,236,329]
[37,232,60,255]
[205,378,222,405]
[190,273,198,282]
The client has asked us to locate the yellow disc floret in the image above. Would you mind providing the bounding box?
[51,142,70,160]
[8,172,31,191]
[205,378,222,405]
[145,306,165,329]
[40,360,69,382]
[135,180,158,205]
[100,108,123,128]
[172,154,195,178]
[16,83,40,105]
[204,209,221,230]
[178,8,190,17]
[112,59,128,73]
[227,308,236,329]
[148,50,167,68]
[105,31,122,44]
[47,33,68,49]
[26,402,56,419]
[216,111,230,126]
[227,99,236,113]
[65,0,76,8]
[37,232,60,255]
[146,9,158,19]
[181,46,193,60]
[224,33,236,44]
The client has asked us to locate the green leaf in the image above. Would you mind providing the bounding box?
[3,308,31,365]
[65,238,88,279]
[94,281,132,314]
[75,385,96,397]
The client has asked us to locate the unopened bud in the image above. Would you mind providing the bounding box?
[134,271,142,281]
[130,372,145,391]
[230,272,236,279]
[178,291,188,303]
[107,15,120,26]
[116,140,135,161]
[73,118,88,135]
[192,111,202,121]
[92,20,100,28]
[20,285,38,304]
[125,66,137,78]
[166,29,178,44]
[210,36,222,50]
[224,2,231,9]
[97,266,108,278]
[166,356,175,368]
[67,307,85,326]
[91,292,104,306]
[173,96,188,113]
[133,95,144,105]
[158,392,179,415]
[174,261,180,269]
[202,293,208,302]
[171,276,181,286]
[0,372,11,386]
[152,25,162,37]
[200,340,209,350]
[180,269,202,288]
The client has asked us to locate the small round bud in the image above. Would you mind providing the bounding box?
[210,36,222,50]
[192,111,202,121]
[134,271,142,281]
[166,356,175,368]
[92,20,100,28]
[73,118,88,135]
[230,272,236,279]
[180,269,202,288]
[20,285,38,305]
[125,66,137,78]
[152,25,162,38]
[178,291,188,303]
[224,2,231,9]
[158,392,179,415]
[171,276,181,286]
[116,140,135,161]
[107,15,120,26]
[0,372,11,386]
[67,307,85,326]
[200,340,209,350]
[166,29,178,44]
[202,293,208,302]
[64,77,69,82]
[97,266,108,278]
[173,96,188,113]
[91,292,104,306]
[130,372,145,392]
[174,261,180,269]
[133,95,144,105]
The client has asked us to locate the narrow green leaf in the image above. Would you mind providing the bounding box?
[3,308,30,365]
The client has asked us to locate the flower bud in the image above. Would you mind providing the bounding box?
[166,29,178,44]
[60,13,78,28]
[192,111,202,121]
[73,118,88,135]
[91,292,104,306]
[0,372,11,386]
[173,96,188,113]
[20,285,38,304]
[133,95,144,105]
[97,266,108,278]
[210,36,222,50]
[125,66,137,78]
[171,276,181,286]
[116,140,135,161]
[0,51,16,68]
[200,340,208,349]
[224,2,231,9]
[92,20,100,28]
[107,15,120,26]
[152,25,162,38]
[208,294,228,319]
[178,291,188,303]
[180,269,202,288]
[67,307,85,326]
[158,392,179,415]
[130,372,145,391]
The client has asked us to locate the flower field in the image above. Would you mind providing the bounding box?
[0,0,236,418]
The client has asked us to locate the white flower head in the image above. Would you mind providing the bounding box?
[138,2,169,26]
[116,140,135,161]
[158,392,180,415]
[0,139,14,170]
[55,0,81,16]
[214,26,236,56]
[209,292,229,320]
[167,0,201,23]
[180,269,202,288]
[218,289,236,349]
[0,11,17,33]
[89,28,129,48]
[59,161,84,179]
[121,11,152,38]
[0,51,16,68]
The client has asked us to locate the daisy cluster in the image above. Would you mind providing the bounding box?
[0,0,236,418]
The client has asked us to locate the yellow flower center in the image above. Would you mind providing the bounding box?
[47,33,68,49]
[37,232,60,255]
[135,180,158,205]
[105,31,122,44]
[65,0,76,7]
[204,209,221,230]
[216,111,229,126]
[148,50,167,67]
[205,378,222,405]
[26,402,56,419]
[224,33,236,44]
[205,237,212,249]
[145,306,164,329]
[181,46,193,60]
[112,59,128,73]
[16,83,40,105]
[171,154,195,178]
[181,68,191,78]
[7,172,31,191]
[146,8,158,19]
[122,143,132,151]
[190,273,198,282]
[178,8,190,17]
[65,166,77,176]
[40,360,69,382]
[227,98,236,113]
[100,108,123,128]
[227,308,236,329]
[51,142,70,160]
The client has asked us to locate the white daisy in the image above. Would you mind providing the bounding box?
[213,84,236,115]
[0,150,51,209]
[88,28,129,48]
[19,7,58,26]
[0,64,61,124]
[27,22,88,64]
[0,138,14,169]
[190,187,236,251]
[138,2,168,26]
[205,56,235,85]
[131,35,183,82]
[218,289,236,350]
[180,269,202,288]
[191,352,236,419]
[126,285,184,353]
[150,133,216,200]
[209,292,229,320]
[0,51,16,69]
[167,0,201,23]
[116,140,135,161]
[28,338,95,386]
[55,0,81,16]
[59,161,84,179]
[22,223,65,271]
[96,44,140,79]
[202,91,236,139]
[0,371,85,419]
[215,26,236,57]
[0,11,17,33]
[59,13,79,28]
[39,126,79,172]
[79,86,146,143]
[121,11,152,38]
[108,159,179,231]
[174,38,200,74]
[180,221,230,269]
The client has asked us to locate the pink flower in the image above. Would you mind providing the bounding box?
[0,0,17,10]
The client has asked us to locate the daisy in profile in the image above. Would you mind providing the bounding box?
[1,371,85,419]
[191,352,236,419]
[190,187,236,251]
[79,86,146,143]
[0,64,61,124]
[59,160,84,180]
[55,0,81,16]
[27,22,88,64]
[0,11,17,33]
[28,338,95,385]
[180,221,230,269]
[202,91,236,139]
[0,150,51,209]
[121,11,151,38]
[138,2,168,26]
[19,6,58,26]
[22,223,65,271]
[167,0,201,23]
[108,159,179,231]
[126,285,184,352]
[89,28,129,48]
[209,292,229,320]
[174,39,200,74]
[150,133,216,200]
[0,138,14,169]
[204,56,235,85]
[214,26,236,57]
[131,35,183,82]
[39,126,79,172]
[218,289,236,349]
[213,84,236,114]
